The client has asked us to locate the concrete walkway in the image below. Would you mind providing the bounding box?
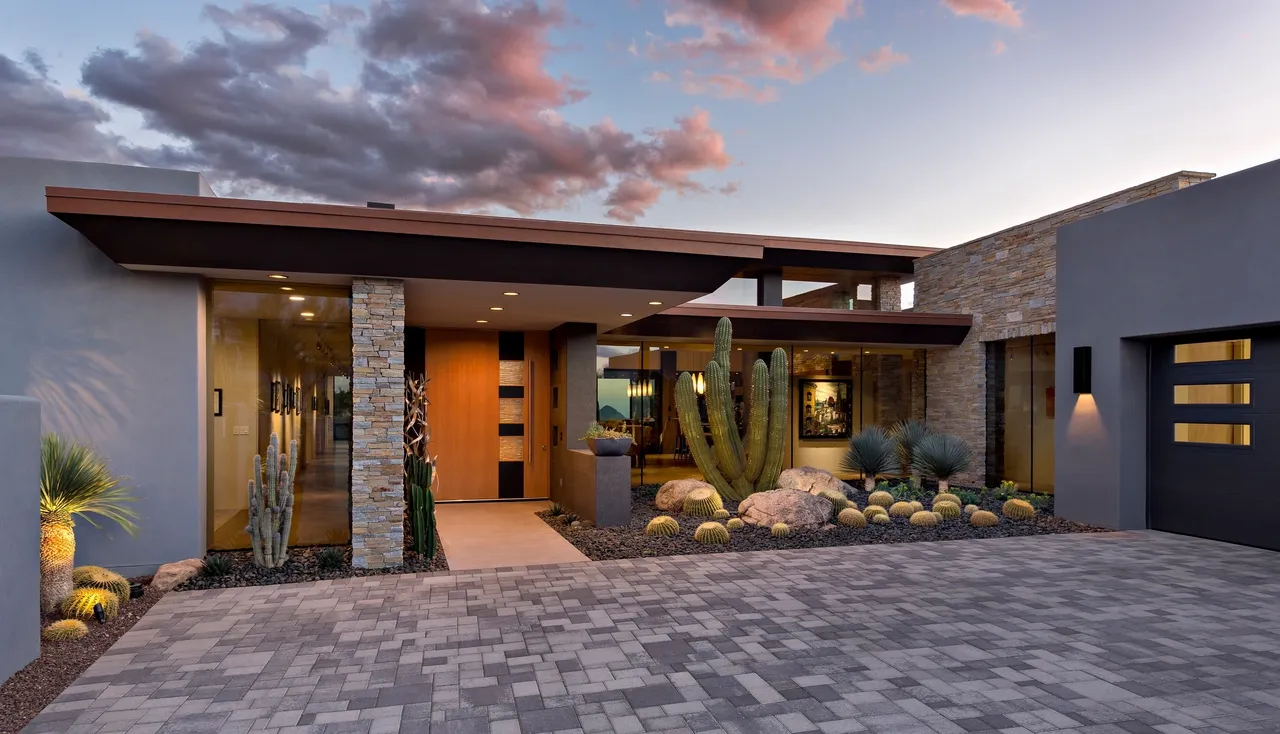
[26,531,1280,734]
[434,500,588,571]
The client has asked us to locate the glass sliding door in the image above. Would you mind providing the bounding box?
[994,334,1055,493]
[209,282,352,549]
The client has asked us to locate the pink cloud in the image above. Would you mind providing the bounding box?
[941,0,1023,27]
[606,178,663,222]
[857,45,909,74]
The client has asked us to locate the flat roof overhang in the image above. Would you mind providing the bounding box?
[46,187,935,291]
[604,304,972,346]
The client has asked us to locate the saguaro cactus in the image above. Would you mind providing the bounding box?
[675,317,789,501]
[247,433,296,568]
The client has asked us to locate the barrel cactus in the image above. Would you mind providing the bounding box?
[713,509,731,520]
[934,492,962,507]
[816,488,849,511]
[645,516,680,537]
[932,511,944,522]
[771,522,790,538]
[72,566,129,602]
[867,490,894,508]
[694,522,730,544]
[1002,498,1036,519]
[683,488,725,517]
[61,587,119,620]
[726,518,745,530]
[837,508,867,528]
[963,504,980,515]
[42,619,89,641]
[862,504,888,519]
[247,432,296,568]
[889,501,915,518]
[932,500,961,519]
[870,513,891,525]
[909,501,924,513]
[909,510,939,527]
[971,510,1000,527]
[675,318,788,500]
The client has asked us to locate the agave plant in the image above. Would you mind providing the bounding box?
[889,420,931,481]
[840,425,900,492]
[911,433,974,492]
[39,434,137,614]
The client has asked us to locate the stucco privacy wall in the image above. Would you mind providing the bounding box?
[350,278,405,569]
[0,396,40,683]
[0,157,209,575]
[914,171,1214,486]
[1057,158,1280,530]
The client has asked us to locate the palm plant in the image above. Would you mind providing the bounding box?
[889,420,931,481]
[840,425,900,492]
[39,434,137,614]
[911,433,974,492]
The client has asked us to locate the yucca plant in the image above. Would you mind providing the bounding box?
[840,426,900,492]
[889,420,931,482]
[911,433,974,492]
[40,434,137,614]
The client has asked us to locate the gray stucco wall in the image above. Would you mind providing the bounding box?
[1056,157,1280,529]
[0,157,209,575]
[0,396,40,683]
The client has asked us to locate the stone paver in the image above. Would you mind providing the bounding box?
[25,531,1280,733]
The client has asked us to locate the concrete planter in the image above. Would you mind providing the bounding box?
[586,437,632,457]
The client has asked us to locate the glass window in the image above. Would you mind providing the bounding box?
[1031,339,1055,492]
[1174,423,1251,445]
[991,335,1054,493]
[210,282,352,550]
[690,278,757,306]
[1174,339,1251,363]
[1002,338,1033,489]
[1174,384,1251,405]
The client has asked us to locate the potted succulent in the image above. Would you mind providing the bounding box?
[581,421,633,457]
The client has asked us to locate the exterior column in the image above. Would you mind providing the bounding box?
[350,278,405,569]
[756,270,783,306]
[875,276,902,311]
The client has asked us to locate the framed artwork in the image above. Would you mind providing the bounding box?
[799,379,853,439]
[270,381,281,413]
[213,388,223,417]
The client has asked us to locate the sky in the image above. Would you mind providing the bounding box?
[4,0,1280,247]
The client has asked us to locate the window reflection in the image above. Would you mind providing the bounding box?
[995,335,1055,493]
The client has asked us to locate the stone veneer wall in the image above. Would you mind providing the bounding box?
[350,278,406,569]
[913,171,1215,486]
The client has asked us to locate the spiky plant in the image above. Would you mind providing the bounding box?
[72,566,129,602]
[862,504,888,519]
[911,433,974,492]
[693,522,730,544]
[42,620,89,641]
[870,513,891,525]
[726,518,745,530]
[932,511,944,522]
[909,511,939,527]
[889,420,931,482]
[713,509,731,520]
[837,508,867,528]
[317,546,346,570]
[971,510,1000,527]
[867,490,895,508]
[61,587,119,620]
[840,426,900,492]
[683,488,724,517]
[201,555,233,577]
[963,504,980,515]
[816,489,849,512]
[645,516,680,536]
[932,500,961,520]
[934,492,962,507]
[909,501,924,513]
[547,502,564,516]
[889,501,915,518]
[771,522,790,538]
[40,434,137,615]
[1002,499,1036,520]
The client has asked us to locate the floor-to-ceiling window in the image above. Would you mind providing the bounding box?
[991,335,1055,493]
[209,282,352,549]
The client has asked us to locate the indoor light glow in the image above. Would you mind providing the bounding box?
[268,274,289,279]
[503,292,519,296]
[476,319,488,324]
[490,306,503,311]
[300,312,314,317]
[648,301,662,305]
[280,286,294,291]
[621,312,633,317]
[289,296,305,301]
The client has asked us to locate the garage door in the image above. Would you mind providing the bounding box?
[1149,328,1280,550]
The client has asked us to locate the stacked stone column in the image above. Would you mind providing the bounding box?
[351,278,405,569]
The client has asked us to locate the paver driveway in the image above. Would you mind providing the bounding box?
[25,531,1280,734]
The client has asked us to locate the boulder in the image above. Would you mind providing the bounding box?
[655,478,714,512]
[152,558,205,591]
[737,489,833,530]
[777,466,850,498]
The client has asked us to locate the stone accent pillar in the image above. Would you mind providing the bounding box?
[875,276,902,311]
[350,278,405,569]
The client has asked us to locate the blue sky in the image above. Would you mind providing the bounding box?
[3,0,1280,247]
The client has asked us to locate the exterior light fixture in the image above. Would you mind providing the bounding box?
[476,319,488,324]
[93,603,106,624]
[280,286,294,291]
[289,296,305,301]
[268,274,289,280]
[621,313,633,317]
[490,306,503,311]
[1073,346,1092,394]
[300,312,315,318]
[648,301,663,306]
[503,291,519,296]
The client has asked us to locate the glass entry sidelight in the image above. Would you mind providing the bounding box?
[209,282,353,549]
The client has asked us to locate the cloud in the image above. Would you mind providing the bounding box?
[2,0,736,221]
[0,52,125,161]
[941,0,1023,27]
[857,45,908,74]
[647,0,858,102]
[991,39,1007,55]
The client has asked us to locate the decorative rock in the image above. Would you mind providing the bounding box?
[777,466,849,498]
[655,478,715,512]
[737,489,833,530]
[152,558,204,591]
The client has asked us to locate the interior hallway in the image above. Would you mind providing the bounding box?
[433,500,588,571]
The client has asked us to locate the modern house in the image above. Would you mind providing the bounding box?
[3,153,1275,579]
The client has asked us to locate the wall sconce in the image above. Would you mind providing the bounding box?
[213,388,223,417]
[1073,346,1092,394]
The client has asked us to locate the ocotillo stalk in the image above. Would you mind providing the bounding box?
[741,359,770,484]
[674,371,733,497]
[755,347,789,493]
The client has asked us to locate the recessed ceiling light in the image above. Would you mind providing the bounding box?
[803,349,809,352]
[476,319,489,324]
[648,301,663,306]
[662,346,669,349]
[490,306,503,311]
[503,291,519,296]
[268,274,289,280]
[280,286,294,291]
[736,348,742,351]
[289,296,305,301]
[300,312,314,318]
[620,313,633,317]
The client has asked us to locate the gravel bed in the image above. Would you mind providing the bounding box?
[542,483,1107,562]
[0,579,166,734]
[177,543,448,592]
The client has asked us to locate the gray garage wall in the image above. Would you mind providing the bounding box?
[0,396,40,683]
[0,157,209,575]
[1056,157,1280,529]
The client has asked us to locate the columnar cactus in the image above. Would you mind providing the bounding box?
[1002,498,1036,520]
[645,516,681,536]
[694,522,730,544]
[675,318,789,500]
[247,433,296,568]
